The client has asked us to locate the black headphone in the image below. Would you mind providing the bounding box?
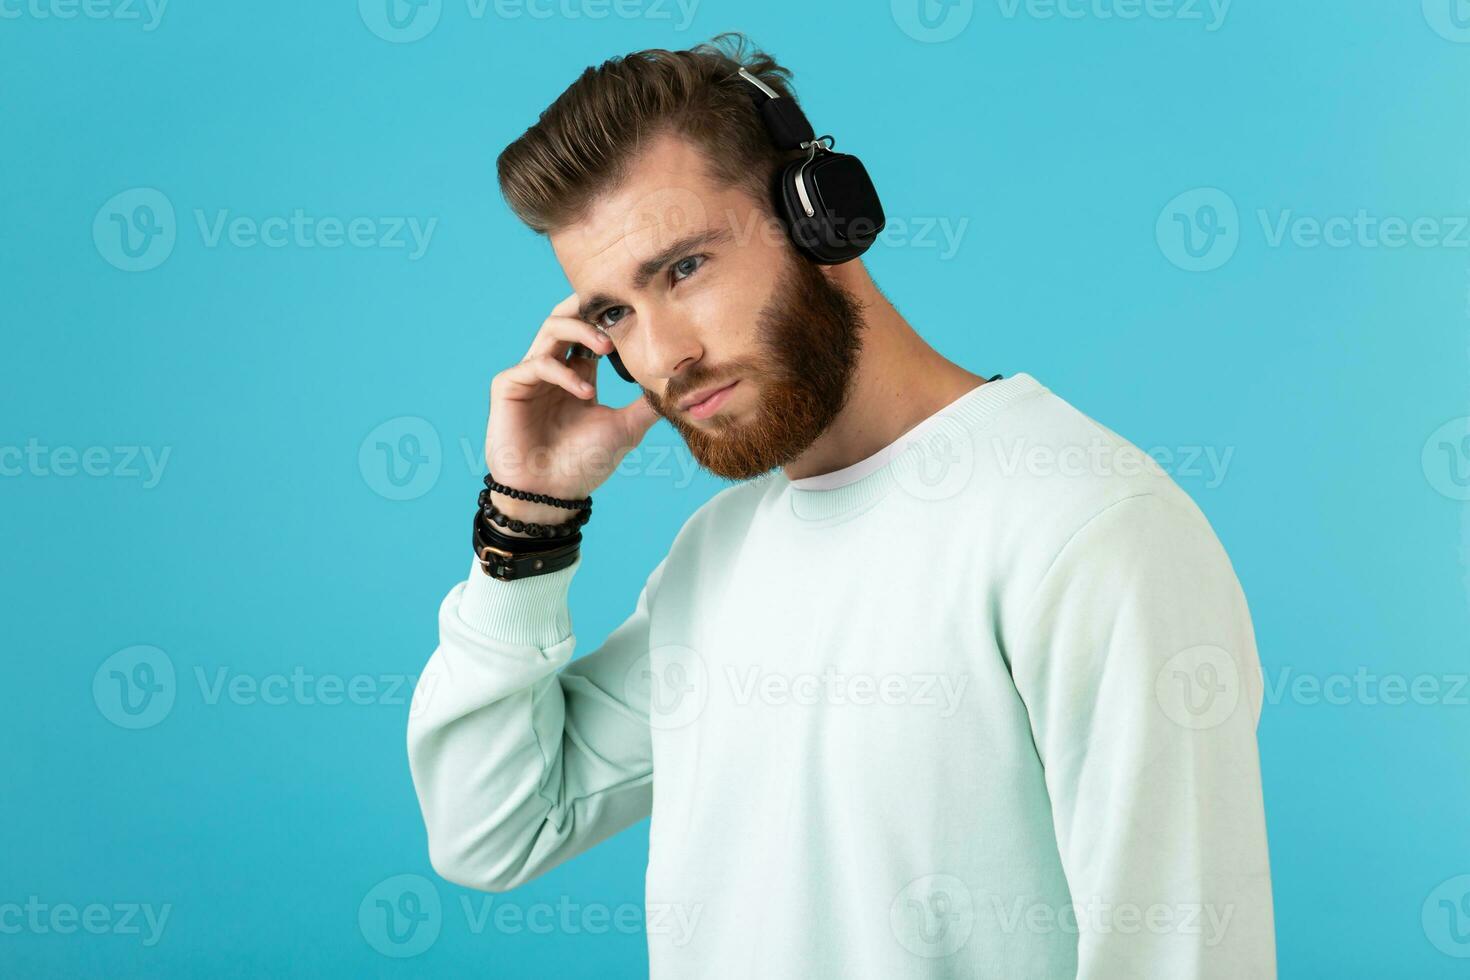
[600,65,885,383]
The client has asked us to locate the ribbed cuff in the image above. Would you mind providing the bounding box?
[456,553,582,650]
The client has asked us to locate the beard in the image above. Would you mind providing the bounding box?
[644,249,868,482]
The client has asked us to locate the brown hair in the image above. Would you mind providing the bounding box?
[496,32,804,235]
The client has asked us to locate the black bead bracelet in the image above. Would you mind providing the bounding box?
[478,487,590,539]
[483,472,591,512]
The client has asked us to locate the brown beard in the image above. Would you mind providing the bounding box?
[644,250,867,482]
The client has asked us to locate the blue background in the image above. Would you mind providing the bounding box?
[3,0,1468,975]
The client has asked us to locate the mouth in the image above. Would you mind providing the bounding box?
[681,380,740,420]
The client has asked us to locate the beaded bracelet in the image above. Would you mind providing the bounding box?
[478,487,590,539]
[483,472,591,512]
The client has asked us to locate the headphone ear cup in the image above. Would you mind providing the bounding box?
[607,347,636,383]
[776,158,825,262]
[776,152,886,264]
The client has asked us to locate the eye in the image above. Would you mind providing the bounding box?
[596,306,629,332]
[671,254,706,283]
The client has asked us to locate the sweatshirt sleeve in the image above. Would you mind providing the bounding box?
[406,551,664,893]
[1009,491,1277,979]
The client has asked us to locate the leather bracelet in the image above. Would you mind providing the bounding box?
[473,510,581,581]
[478,511,582,553]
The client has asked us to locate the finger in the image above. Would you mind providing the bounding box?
[516,288,585,363]
[561,341,601,392]
[550,291,580,319]
[527,314,614,363]
[615,392,661,439]
[497,353,598,401]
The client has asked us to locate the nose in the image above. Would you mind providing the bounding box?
[632,303,704,383]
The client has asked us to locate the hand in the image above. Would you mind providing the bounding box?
[484,292,660,533]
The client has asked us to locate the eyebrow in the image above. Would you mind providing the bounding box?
[576,226,732,324]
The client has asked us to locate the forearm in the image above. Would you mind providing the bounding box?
[407,560,582,890]
[409,544,663,894]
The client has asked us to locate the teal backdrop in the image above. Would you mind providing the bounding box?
[3,1,1468,976]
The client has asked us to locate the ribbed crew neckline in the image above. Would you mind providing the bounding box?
[772,372,1044,525]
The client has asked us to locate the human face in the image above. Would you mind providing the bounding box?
[550,133,867,481]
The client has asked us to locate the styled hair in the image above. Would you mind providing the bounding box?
[495,32,803,235]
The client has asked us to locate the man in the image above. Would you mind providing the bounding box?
[407,33,1276,979]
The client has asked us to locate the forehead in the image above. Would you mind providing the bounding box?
[550,133,757,286]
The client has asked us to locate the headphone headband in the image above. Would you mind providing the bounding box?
[735,67,817,151]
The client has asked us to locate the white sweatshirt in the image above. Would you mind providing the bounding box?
[407,372,1277,978]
